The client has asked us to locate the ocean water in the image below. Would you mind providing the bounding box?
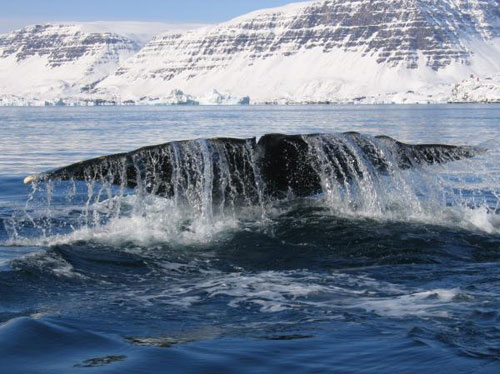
[0,105,500,373]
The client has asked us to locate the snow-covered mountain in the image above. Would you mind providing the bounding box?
[93,0,500,104]
[0,24,144,104]
[0,22,207,105]
[1,0,500,105]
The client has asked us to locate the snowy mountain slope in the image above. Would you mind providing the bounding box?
[0,24,144,102]
[0,22,208,105]
[450,74,500,102]
[94,0,500,104]
[72,21,207,45]
[1,0,499,105]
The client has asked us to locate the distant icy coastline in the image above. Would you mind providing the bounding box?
[0,89,251,107]
[2,77,500,106]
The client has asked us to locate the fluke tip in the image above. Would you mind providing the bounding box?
[23,175,36,184]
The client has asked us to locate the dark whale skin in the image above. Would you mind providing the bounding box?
[24,133,484,200]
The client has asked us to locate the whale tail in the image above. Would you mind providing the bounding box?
[374,135,484,169]
[24,133,485,203]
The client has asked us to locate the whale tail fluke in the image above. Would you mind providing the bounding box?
[374,135,486,169]
[23,133,485,203]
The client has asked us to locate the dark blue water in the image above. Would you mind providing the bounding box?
[1,105,500,373]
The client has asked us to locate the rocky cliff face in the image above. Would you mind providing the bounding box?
[0,24,140,67]
[93,0,500,103]
[116,0,497,72]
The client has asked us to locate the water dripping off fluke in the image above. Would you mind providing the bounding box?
[9,132,500,246]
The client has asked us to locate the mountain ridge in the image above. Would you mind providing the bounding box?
[1,0,500,105]
[0,23,143,104]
